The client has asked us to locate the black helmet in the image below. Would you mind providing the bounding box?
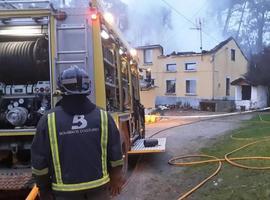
[58,65,90,95]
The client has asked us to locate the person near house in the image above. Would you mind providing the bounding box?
[31,65,124,200]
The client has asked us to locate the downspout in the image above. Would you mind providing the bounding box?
[267,87,270,107]
[212,54,215,100]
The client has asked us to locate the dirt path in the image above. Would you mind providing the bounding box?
[115,113,255,200]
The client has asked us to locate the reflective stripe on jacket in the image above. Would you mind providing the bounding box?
[47,110,109,191]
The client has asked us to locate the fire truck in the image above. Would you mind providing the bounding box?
[0,0,166,198]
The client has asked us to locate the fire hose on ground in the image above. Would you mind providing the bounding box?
[168,116,270,200]
[169,138,270,199]
[123,111,270,200]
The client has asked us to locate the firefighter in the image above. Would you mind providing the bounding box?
[31,65,124,200]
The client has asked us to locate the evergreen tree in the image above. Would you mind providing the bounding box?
[246,46,270,86]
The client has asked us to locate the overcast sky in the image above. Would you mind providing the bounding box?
[121,0,224,54]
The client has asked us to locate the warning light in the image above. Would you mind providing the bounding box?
[130,48,137,57]
[119,48,124,55]
[91,13,98,20]
[90,7,98,20]
[101,30,110,40]
[103,12,114,25]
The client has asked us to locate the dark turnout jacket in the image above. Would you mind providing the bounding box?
[31,96,123,194]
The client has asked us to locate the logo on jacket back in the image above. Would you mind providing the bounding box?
[71,115,87,130]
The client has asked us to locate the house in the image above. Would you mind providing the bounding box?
[137,44,164,109]
[231,77,268,110]
[137,37,249,111]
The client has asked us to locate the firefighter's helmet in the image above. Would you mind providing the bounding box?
[58,65,90,95]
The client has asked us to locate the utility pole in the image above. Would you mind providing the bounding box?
[190,18,203,52]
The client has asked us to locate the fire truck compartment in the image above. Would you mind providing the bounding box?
[0,24,51,130]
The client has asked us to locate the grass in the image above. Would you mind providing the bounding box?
[182,113,270,200]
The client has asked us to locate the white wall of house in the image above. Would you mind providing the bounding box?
[234,85,242,100]
[155,96,201,108]
[255,86,268,108]
[235,85,268,110]
[235,100,251,110]
[251,87,257,101]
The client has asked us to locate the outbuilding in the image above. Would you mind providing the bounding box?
[231,77,268,110]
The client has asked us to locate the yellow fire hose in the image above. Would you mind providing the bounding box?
[169,118,270,200]
[26,185,39,200]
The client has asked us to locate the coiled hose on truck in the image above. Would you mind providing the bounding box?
[0,38,49,84]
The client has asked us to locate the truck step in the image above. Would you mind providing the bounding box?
[128,138,166,154]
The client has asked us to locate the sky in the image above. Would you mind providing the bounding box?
[120,0,224,54]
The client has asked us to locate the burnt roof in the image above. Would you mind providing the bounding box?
[231,77,257,86]
[136,44,164,55]
[170,51,200,56]
[207,37,234,54]
[166,37,248,60]
[136,44,163,50]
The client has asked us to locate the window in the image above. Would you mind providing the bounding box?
[145,69,151,82]
[144,49,153,64]
[151,79,155,86]
[186,80,196,94]
[226,78,230,96]
[242,85,251,100]
[185,62,197,71]
[231,49,236,61]
[166,80,176,94]
[166,64,177,72]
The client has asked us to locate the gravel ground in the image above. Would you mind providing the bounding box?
[115,113,255,200]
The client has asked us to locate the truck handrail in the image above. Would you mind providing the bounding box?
[0,0,50,4]
[0,0,50,10]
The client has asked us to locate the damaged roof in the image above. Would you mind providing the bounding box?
[136,44,164,55]
[136,37,248,61]
[136,44,163,50]
[231,77,257,86]
[165,37,248,60]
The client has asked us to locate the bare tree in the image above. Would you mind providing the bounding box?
[210,0,270,54]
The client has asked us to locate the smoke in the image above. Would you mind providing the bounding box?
[121,0,171,47]
[121,0,224,54]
